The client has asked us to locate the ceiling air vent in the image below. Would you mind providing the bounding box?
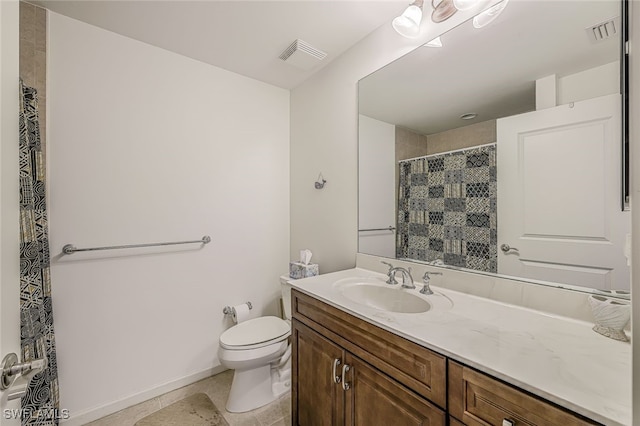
[585,16,620,44]
[279,39,327,70]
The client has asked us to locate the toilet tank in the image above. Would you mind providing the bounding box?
[280,275,293,320]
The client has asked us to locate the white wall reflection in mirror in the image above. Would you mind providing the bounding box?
[358,0,630,295]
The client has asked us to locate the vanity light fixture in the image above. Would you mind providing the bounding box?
[452,0,481,11]
[431,0,457,23]
[473,0,510,28]
[392,0,424,39]
[430,0,509,26]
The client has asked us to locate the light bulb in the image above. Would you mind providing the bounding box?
[392,5,423,39]
[473,0,509,28]
[453,0,481,11]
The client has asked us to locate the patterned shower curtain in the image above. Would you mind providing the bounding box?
[396,144,498,273]
[19,80,60,425]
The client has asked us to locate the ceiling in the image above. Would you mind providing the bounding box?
[34,0,410,89]
[34,0,621,123]
[358,0,622,135]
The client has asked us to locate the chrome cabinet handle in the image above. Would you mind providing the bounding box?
[332,358,342,384]
[502,419,515,426]
[500,244,519,253]
[341,364,351,391]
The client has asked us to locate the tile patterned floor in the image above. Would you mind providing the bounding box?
[85,370,291,426]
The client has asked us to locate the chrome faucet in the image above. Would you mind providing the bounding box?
[420,271,443,295]
[391,267,415,289]
[380,261,415,289]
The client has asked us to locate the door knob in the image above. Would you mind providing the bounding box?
[1,353,47,400]
[500,244,519,253]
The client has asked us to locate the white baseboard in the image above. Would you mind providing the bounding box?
[61,365,227,426]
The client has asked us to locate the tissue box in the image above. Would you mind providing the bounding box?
[289,262,319,279]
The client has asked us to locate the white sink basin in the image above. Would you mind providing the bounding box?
[341,283,431,313]
[333,278,452,314]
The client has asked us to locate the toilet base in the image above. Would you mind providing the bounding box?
[226,364,274,413]
[271,355,291,399]
[225,362,291,413]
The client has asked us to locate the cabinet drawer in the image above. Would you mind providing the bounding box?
[292,289,447,408]
[448,360,599,426]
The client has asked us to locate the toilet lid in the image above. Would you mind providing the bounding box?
[220,316,290,348]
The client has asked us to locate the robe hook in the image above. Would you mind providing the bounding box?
[315,173,327,189]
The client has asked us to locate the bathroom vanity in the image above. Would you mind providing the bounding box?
[289,268,631,426]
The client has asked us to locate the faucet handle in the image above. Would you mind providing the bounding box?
[420,271,442,295]
[380,261,394,272]
[380,261,398,285]
[422,271,443,280]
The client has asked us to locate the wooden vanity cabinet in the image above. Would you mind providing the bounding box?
[291,289,446,426]
[292,288,601,426]
[448,361,598,426]
[292,320,445,426]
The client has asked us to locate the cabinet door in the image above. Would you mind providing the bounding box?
[292,289,447,407]
[448,361,597,426]
[344,353,446,426]
[292,319,345,426]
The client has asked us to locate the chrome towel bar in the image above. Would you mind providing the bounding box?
[62,235,211,255]
[358,226,396,232]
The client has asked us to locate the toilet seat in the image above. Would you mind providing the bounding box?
[220,316,290,350]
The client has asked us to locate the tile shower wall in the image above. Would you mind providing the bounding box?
[397,145,497,273]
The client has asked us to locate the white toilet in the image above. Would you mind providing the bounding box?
[218,277,293,413]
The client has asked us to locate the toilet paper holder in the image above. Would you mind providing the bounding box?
[223,302,252,315]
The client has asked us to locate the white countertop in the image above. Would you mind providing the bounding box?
[288,268,631,426]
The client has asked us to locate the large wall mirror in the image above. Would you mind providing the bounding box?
[358,0,630,296]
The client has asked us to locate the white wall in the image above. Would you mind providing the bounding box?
[0,2,22,424]
[290,7,484,273]
[536,62,620,110]
[558,61,620,105]
[48,13,289,424]
[358,114,395,258]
